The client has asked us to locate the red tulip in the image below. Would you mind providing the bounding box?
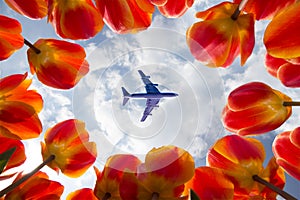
[151,0,194,18]
[264,2,300,59]
[67,188,98,200]
[27,38,89,89]
[222,82,292,135]
[0,73,43,139]
[95,0,154,34]
[48,0,103,39]
[265,53,300,88]
[0,15,24,61]
[120,145,194,199]
[41,119,97,178]
[4,171,64,199]
[183,167,234,200]
[4,0,47,19]
[273,127,300,180]
[186,2,254,67]
[233,0,296,20]
[94,154,141,199]
[207,135,285,198]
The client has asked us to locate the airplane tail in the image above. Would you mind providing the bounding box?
[121,87,130,106]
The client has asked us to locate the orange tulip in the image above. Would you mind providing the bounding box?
[265,53,300,88]
[0,15,24,61]
[120,145,194,200]
[3,171,64,199]
[264,2,300,59]
[151,0,194,18]
[67,188,98,200]
[207,135,285,198]
[95,0,154,34]
[222,82,292,136]
[186,2,254,67]
[0,136,25,176]
[273,127,300,181]
[27,38,89,89]
[0,73,43,139]
[48,0,103,39]
[233,0,296,20]
[94,155,141,199]
[183,167,234,200]
[41,119,97,178]
[4,0,47,19]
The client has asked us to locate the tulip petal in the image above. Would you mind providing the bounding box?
[4,0,47,19]
[156,0,195,18]
[264,2,300,59]
[67,188,98,200]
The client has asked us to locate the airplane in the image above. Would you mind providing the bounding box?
[122,70,178,122]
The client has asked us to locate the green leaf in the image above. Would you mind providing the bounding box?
[190,189,200,200]
[0,147,16,174]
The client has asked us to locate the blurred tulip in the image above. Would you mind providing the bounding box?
[120,145,194,199]
[3,171,64,199]
[94,155,141,200]
[207,135,285,198]
[0,136,25,174]
[265,53,300,88]
[67,188,98,200]
[0,73,43,139]
[4,0,47,19]
[264,2,300,59]
[151,0,194,18]
[273,127,300,181]
[95,0,154,34]
[48,0,103,39]
[27,38,89,89]
[41,119,97,178]
[222,82,292,135]
[0,15,24,61]
[233,0,296,20]
[183,167,234,200]
[186,2,254,67]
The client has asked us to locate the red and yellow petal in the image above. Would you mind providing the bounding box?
[156,0,195,18]
[290,127,300,148]
[264,2,300,59]
[67,188,98,200]
[277,63,300,88]
[183,167,234,200]
[0,15,24,61]
[4,0,47,19]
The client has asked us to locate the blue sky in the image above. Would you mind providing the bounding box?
[1,0,300,199]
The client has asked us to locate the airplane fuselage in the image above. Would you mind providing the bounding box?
[129,93,178,99]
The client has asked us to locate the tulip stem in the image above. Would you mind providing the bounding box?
[0,155,55,197]
[283,101,300,106]
[102,192,111,200]
[252,175,297,200]
[231,0,249,20]
[24,38,41,54]
[151,192,159,200]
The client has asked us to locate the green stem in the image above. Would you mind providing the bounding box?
[151,192,159,200]
[0,155,55,197]
[231,0,249,20]
[102,192,111,200]
[283,101,300,106]
[252,175,297,200]
[24,38,41,54]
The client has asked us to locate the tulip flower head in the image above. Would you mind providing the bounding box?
[150,0,195,18]
[27,38,89,89]
[95,0,154,34]
[41,119,97,178]
[273,127,300,181]
[3,171,64,200]
[186,2,254,67]
[4,0,47,19]
[0,15,24,61]
[0,73,43,139]
[222,82,292,135]
[48,0,103,39]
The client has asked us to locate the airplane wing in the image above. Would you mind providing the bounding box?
[140,98,160,122]
[138,70,160,94]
